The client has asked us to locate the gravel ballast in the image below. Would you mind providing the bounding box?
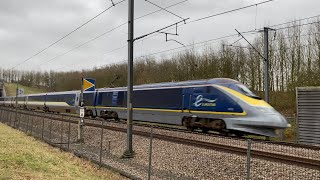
[2,110,320,180]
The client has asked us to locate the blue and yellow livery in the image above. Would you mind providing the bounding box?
[0,78,290,137]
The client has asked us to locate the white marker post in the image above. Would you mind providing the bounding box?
[78,78,84,143]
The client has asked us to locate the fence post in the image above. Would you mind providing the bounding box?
[17,111,21,130]
[60,115,63,149]
[67,119,71,151]
[99,119,104,167]
[41,116,45,140]
[26,112,30,133]
[279,129,284,141]
[108,141,111,154]
[49,114,53,143]
[0,109,3,123]
[246,139,252,180]
[148,126,154,180]
[7,110,10,125]
[9,111,13,127]
[4,110,7,124]
[30,112,34,135]
[0,109,3,122]
[5,110,7,124]
[5,110,9,124]
[8,110,10,125]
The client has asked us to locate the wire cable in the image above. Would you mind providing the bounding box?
[10,0,126,70]
[270,14,320,28]
[189,0,274,23]
[40,0,189,69]
[275,21,320,31]
[46,0,274,71]
[133,0,274,43]
[144,0,185,20]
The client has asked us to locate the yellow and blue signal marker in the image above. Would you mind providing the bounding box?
[83,78,96,91]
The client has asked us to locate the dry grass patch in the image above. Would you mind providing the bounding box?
[4,83,46,96]
[0,123,126,180]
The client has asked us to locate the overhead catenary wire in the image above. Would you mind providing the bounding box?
[132,0,275,44]
[52,31,258,71]
[134,18,189,41]
[271,32,320,42]
[10,0,126,70]
[144,0,185,20]
[188,0,274,23]
[103,18,320,70]
[37,0,189,69]
[269,14,320,28]
[60,41,318,72]
[235,29,266,61]
[41,0,276,71]
[64,0,320,72]
[54,0,277,71]
[42,0,274,71]
[42,1,189,70]
[275,21,320,31]
[134,31,258,61]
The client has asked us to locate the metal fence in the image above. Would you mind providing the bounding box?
[296,87,320,146]
[0,107,319,180]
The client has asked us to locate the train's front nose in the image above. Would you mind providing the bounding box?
[255,107,291,128]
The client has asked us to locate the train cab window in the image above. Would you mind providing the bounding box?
[220,84,261,100]
[234,84,261,99]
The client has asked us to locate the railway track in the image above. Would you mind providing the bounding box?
[1,106,320,151]
[16,107,319,151]
[0,107,319,170]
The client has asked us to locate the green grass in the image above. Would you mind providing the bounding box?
[0,123,126,180]
[4,83,46,96]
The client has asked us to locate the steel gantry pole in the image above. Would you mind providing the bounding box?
[122,0,135,158]
[263,27,270,103]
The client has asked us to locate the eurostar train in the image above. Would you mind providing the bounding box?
[0,78,290,137]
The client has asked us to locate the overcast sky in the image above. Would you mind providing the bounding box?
[0,0,319,72]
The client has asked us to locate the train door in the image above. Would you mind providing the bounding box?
[75,92,80,107]
[111,91,118,106]
[183,88,193,111]
[92,90,98,116]
[11,97,15,107]
[74,92,80,114]
[44,94,47,107]
[25,96,28,108]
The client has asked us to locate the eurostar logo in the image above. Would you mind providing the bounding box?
[193,95,217,107]
[83,78,96,91]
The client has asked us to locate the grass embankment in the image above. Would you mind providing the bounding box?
[0,123,125,180]
[4,83,46,96]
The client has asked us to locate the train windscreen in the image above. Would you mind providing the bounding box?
[236,84,261,100]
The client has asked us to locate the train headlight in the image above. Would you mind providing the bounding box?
[256,107,276,114]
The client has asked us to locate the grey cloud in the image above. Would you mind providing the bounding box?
[0,0,320,71]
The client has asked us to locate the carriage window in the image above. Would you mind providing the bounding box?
[133,88,182,109]
[83,93,94,106]
[98,92,113,106]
